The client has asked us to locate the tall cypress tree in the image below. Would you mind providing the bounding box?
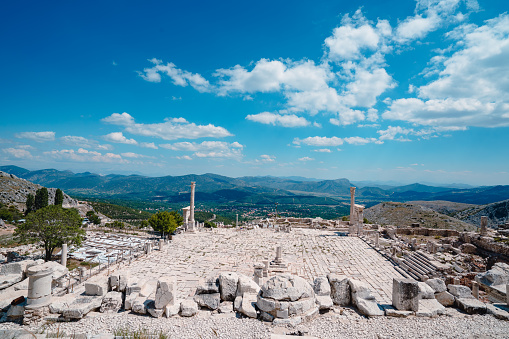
[25,193,35,215]
[54,188,64,206]
[34,188,49,211]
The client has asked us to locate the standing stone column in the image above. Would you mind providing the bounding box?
[189,182,196,232]
[480,216,488,236]
[254,264,264,286]
[472,281,479,299]
[61,243,67,268]
[26,262,54,309]
[236,214,239,228]
[349,187,356,224]
[375,232,380,248]
[506,284,509,306]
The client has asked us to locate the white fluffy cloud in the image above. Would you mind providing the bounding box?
[140,142,158,149]
[293,136,344,147]
[313,148,332,153]
[60,135,112,150]
[260,154,276,162]
[246,112,310,127]
[377,126,414,141]
[3,147,33,159]
[138,58,211,93]
[298,156,314,162]
[103,132,138,145]
[102,112,232,141]
[45,148,127,163]
[160,141,243,160]
[15,131,55,142]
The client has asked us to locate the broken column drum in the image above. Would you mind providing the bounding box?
[26,262,55,309]
[349,187,356,225]
[480,216,488,236]
[61,243,67,267]
[189,182,196,232]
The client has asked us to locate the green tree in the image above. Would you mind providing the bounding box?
[140,220,149,229]
[204,220,216,228]
[25,194,35,215]
[148,211,183,236]
[34,188,49,211]
[15,205,84,261]
[86,210,101,225]
[54,188,64,206]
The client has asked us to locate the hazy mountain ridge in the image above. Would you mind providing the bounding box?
[1,165,508,206]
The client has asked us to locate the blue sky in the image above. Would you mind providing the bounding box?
[1,0,508,185]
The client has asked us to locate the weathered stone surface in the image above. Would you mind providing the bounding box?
[418,282,435,299]
[239,292,257,318]
[132,297,150,315]
[196,277,219,294]
[313,276,331,296]
[425,278,447,293]
[392,278,419,311]
[126,279,143,295]
[124,292,139,310]
[486,304,509,320]
[0,274,23,290]
[315,295,333,310]
[234,295,242,312]
[475,263,509,290]
[219,272,239,301]
[349,279,374,300]
[417,299,445,317]
[355,297,384,316]
[218,301,233,313]
[460,243,477,254]
[273,316,302,326]
[99,291,122,313]
[385,309,413,317]
[108,275,119,291]
[85,280,108,296]
[260,311,274,322]
[288,298,315,316]
[154,277,176,309]
[435,291,455,307]
[139,280,157,298]
[448,284,473,299]
[236,274,260,296]
[165,302,181,317]
[62,296,102,319]
[180,299,198,317]
[194,292,220,310]
[256,295,276,313]
[118,274,128,292]
[261,275,314,301]
[6,304,25,319]
[147,301,164,318]
[456,297,487,314]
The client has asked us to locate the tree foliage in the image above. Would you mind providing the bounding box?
[34,188,49,211]
[15,205,84,261]
[0,205,23,223]
[54,188,64,206]
[148,211,183,235]
[25,194,35,215]
[86,210,101,225]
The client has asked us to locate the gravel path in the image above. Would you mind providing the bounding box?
[1,309,509,338]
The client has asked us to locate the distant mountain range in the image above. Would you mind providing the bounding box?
[1,165,509,206]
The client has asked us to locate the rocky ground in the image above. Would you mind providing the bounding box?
[1,307,509,338]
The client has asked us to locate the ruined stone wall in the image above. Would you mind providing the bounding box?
[395,228,459,237]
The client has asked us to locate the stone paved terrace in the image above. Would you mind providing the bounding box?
[126,228,404,304]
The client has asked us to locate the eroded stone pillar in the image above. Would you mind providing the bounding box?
[61,243,67,268]
[480,216,488,236]
[189,182,196,232]
[26,262,54,309]
[159,239,164,251]
[275,246,282,263]
[472,281,479,299]
[375,232,380,248]
[349,187,356,227]
[254,264,264,286]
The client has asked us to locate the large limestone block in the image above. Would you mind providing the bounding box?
[219,272,239,301]
[100,291,122,313]
[139,280,157,298]
[475,263,509,287]
[154,277,176,309]
[124,292,139,310]
[147,301,164,318]
[435,291,455,307]
[392,278,419,311]
[218,301,234,313]
[85,279,108,296]
[0,274,23,290]
[239,292,258,318]
[165,301,181,317]
[418,282,435,299]
[313,276,331,296]
[0,262,23,275]
[288,297,315,316]
[256,295,276,313]
[316,295,333,311]
[126,278,143,295]
[261,275,314,301]
[180,299,198,317]
[132,297,151,315]
[349,279,374,300]
[416,299,446,317]
[196,277,219,294]
[456,298,487,314]
[425,278,447,293]
[194,293,220,310]
[234,295,242,312]
[236,274,260,296]
[108,275,119,291]
[118,274,128,292]
[447,284,473,299]
[44,261,68,281]
[62,296,102,319]
[355,297,384,316]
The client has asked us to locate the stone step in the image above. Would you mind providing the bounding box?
[402,257,428,277]
[414,251,439,270]
[399,262,421,281]
[406,254,435,274]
